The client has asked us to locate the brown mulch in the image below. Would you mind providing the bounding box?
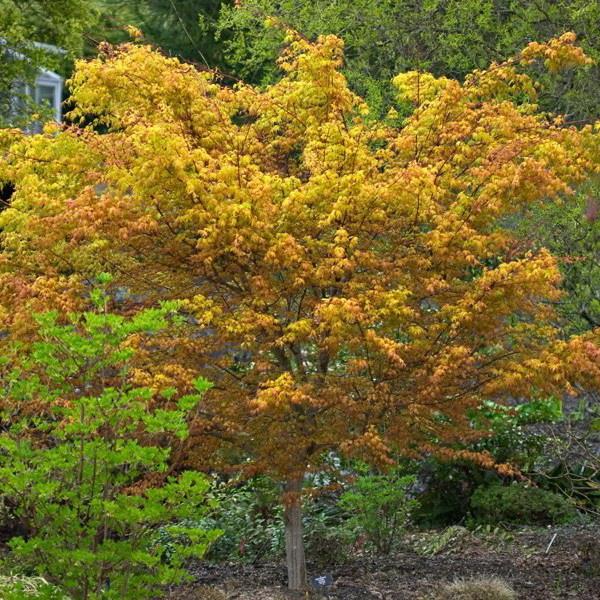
[165,525,600,599]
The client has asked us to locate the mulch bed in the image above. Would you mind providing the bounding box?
[165,525,600,599]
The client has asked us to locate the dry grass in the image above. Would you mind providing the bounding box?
[433,576,517,600]
[0,574,70,598]
[192,586,228,600]
[171,585,290,599]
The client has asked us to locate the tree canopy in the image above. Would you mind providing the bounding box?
[1,29,599,589]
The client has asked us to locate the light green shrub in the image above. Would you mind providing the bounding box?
[0,284,220,599]
[339,469,418,554]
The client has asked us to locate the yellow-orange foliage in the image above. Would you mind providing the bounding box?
[0,31,599,481]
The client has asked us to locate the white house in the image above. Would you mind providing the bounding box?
[25,64,63,124]
[3,40,64,126]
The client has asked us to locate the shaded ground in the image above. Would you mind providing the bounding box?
[165,525,600,599]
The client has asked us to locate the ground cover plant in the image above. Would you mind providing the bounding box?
[0,575,69,600]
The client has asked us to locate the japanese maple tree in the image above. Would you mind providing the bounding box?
[1,30,599,589]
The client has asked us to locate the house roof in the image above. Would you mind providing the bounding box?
[36,68,63,83]
[1,39,65,81]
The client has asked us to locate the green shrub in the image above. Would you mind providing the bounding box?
[472,398,562,468]
[433,576,516,600]
[339,469,418,554]
[470,483,577,526]
[0,286,220,599]
[303,491,350,566]
[415,399,563,528]
[200,475,350,565]
[200,476,285,563]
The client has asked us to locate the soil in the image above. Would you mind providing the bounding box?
[164,525,600,600]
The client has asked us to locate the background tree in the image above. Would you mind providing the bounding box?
[516,185,600,334]
[0,32,599,590]
[94,0,229,67]
[219,0,600,119]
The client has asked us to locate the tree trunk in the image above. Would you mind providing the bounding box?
[284,476,307,591]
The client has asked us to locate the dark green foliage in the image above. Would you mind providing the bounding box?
[201,476,284,563]
[416,399,563,527]
[470,483,578,526]
[218,0,600,119]
[0,1,94,53]
[415,460,484,528]
[0,284,220,599]
[339,469,419,554]
[518,185,600,334]
[302,492,350,566]
[95,0,228,66]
